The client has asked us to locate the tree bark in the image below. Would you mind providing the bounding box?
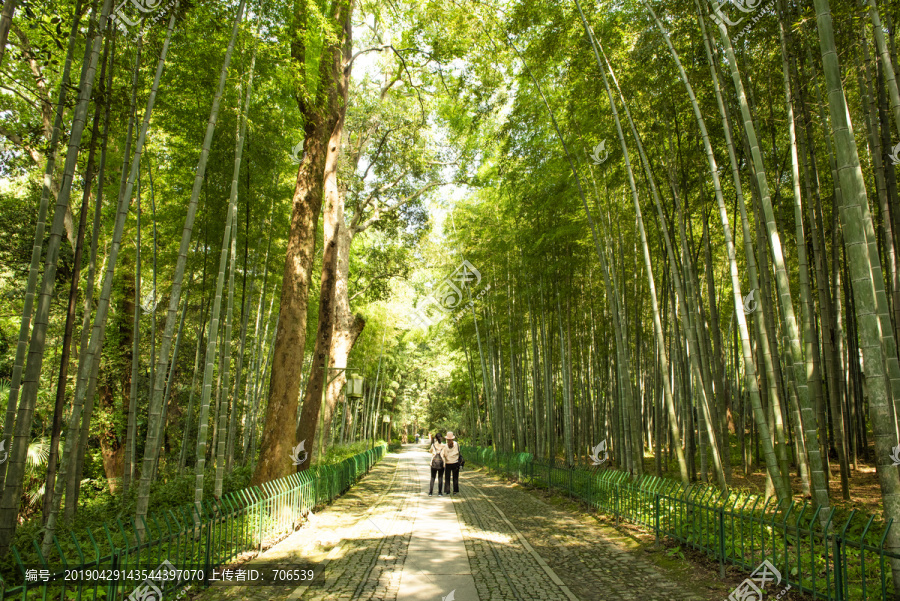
[322,212,366,445]
[296,8,353,468]
[0,0,18,68]
[252,0,353,485]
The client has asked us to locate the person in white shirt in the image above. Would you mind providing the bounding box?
[440,432,461,495]
[429,434,445,496]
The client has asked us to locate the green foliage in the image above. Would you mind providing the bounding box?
[0,0,893,583]
[7,464,252,563]
[1,446,387,596]
[314,441,382,466]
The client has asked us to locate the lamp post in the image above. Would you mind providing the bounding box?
[341,373,364,444]
[315,353,361,459]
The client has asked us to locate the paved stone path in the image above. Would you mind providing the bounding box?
[190,445,712,601]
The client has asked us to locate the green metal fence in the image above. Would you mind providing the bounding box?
[0,443,386,600]
[461,444,899,601]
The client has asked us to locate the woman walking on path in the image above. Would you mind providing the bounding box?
[429,433,445,496]
[440,432,461,496]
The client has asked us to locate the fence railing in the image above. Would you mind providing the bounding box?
[0,443,386,600]
[460,444,899,601]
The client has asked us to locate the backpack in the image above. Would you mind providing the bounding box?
[431,444,444,469]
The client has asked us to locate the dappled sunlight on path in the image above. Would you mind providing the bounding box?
[191,445,716,601]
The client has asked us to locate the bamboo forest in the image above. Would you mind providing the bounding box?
[2,0,900,598]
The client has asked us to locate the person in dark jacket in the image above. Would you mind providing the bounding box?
[428,434,445,496]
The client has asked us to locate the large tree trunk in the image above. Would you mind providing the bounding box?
[322,314,365,447]
[322,216,365,447]
[296,11,353,468]
[252,128,328,483]
[256,0,354,482]
[98,381,124,492]
[0,0,17,67]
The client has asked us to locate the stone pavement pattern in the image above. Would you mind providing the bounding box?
[190,446,710,601]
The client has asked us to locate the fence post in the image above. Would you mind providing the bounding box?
[108,549,119,600]
[203,519,212,587]
[257,489,264,553]
[718,506,725,580]
[654,493,660,548]
[589,472,593,509]
[833,535,843,601]
[615,483,620,527]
